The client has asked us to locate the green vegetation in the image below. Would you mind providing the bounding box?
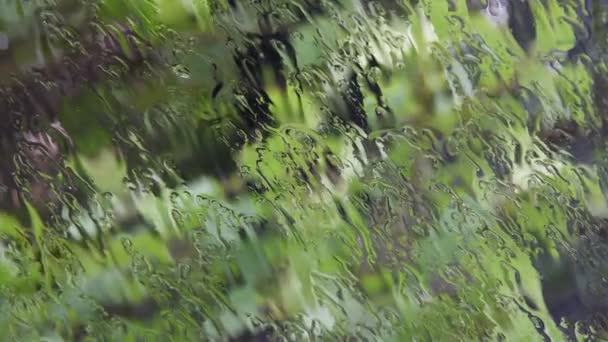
[0,0,607,340]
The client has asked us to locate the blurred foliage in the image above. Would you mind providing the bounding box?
[2,0,608,340]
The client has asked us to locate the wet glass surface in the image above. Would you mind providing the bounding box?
[1,0,608,340]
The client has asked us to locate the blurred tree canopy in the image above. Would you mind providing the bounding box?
[2,0,608,340]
